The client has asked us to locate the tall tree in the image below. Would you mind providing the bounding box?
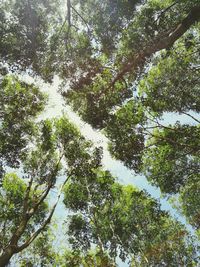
[0,0,200,266]
[57,1,200,240]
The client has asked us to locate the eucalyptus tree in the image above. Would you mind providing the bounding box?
[62,0,200,128]
[0,74,89,265]
[0,0,62,81]
[57,0,200,235]
[0,0,200,266]
[63,157,199,266]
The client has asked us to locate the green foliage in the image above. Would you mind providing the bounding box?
[0,114,88,265]
[63,138,198,265]
[61,0,200,129]
[139,33,200,114]
[54,116,96,167]
[0,0,62,80]
[143,124,200,194]
[72,0,141,54]
[18,230,57,267]
[179,175,200,229]
[0,75,47,169]
[131,219,198,267]
[64,171,198,265]
[105,100,146,171]
[65,69,132,128]
[0,0,200,265]
[0,173,48,251]
[60,249,115,267]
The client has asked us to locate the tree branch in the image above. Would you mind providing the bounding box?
[28,153,64,216]
[65,0,72,40]
[71,5,91,34]
[155,1,179,24]
[111,6,200,86]
[22,175,34,216]
[51,0,72,48]
[181,111,200,124]
[67,0,71,28]
[16,176,70,252]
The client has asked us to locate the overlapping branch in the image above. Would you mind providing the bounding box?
[111,6,200,86]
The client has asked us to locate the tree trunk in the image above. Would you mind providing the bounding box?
[0,248,14,267]
[0,219,28,267]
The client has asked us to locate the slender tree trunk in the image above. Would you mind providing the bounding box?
[0,217,29,266]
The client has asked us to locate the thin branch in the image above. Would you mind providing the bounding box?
[56,18,68,40]
[84,176,105,254]
[71,5,91,34]
[22,175,34,216]
[181,111,200,124]
[155,1,179,24]
[28,153,64,216]
[143,128,199,150]
[51,0,72,49]
[65,0,72,40]
[144,108,197,133]
[16,176,70,252]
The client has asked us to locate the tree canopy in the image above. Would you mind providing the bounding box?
[0,0,200,266]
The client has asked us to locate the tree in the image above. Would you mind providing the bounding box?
[0,0,200,266]
[59,249,116,267]
[64,167,198,266]
[57,0,200,238]
[62,1,200,128]
[0,74,90,265]
[0,75,59,265]
[17,228,58,267]
[0,75,47,171]
[0,0,62,81]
